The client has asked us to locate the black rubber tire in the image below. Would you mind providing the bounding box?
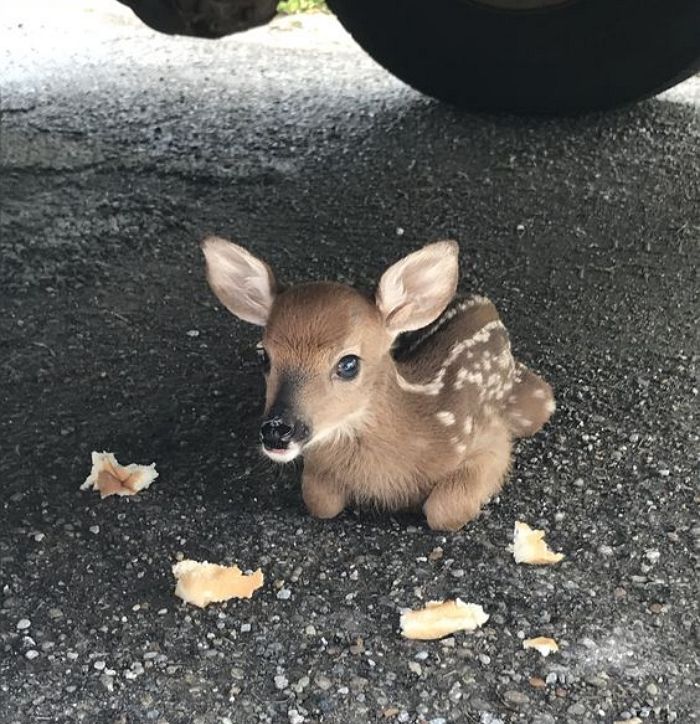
[327,0,700,114]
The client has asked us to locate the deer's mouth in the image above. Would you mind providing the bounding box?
[262,441,303,463]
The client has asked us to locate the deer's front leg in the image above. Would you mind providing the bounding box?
[301,470,346,520]
[423,423,512,531]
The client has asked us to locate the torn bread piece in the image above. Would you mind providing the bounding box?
[172,560,264,608]
[509,521,565,565]
[523,636,559,657]
[400,599,489,640]
[81,451,158,498]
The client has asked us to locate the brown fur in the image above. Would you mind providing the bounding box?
[202,237,555,531]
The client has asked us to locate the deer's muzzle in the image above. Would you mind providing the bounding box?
[260,413,310,459]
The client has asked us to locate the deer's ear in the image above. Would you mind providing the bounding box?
[201,236,276,327]
[376,241,459,336]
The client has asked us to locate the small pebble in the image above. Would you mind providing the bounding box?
[408,662,422,676]
[428,547,443,561]
[504,690,529,705]
[645,683,658,697]
[89,525,100,534]
[274,674,289,690]
[315,675,332,691]
[16,619,31,630]
[277,588,291,600]
[25,650,39,660]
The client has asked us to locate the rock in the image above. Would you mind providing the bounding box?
[277,588,292,600]
[16,619,31,630]
[408,662,422,676]
[274,674,289,690]
[503,690,529,706]
[101,674,114,692]
[292,675,310,693]
[314,675,332,691]
[567,702,586,716]
[428,547,443,561]
[586,675,608,688]
[529,676,546,689]
[645,683,658,697]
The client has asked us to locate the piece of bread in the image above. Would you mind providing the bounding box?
[172,560,264,608]
[80,451,158,498]
[509,521,565,565]
[523,636,559,657]
[400,599,489,640]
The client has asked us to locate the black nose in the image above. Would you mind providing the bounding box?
[260,416,295,450]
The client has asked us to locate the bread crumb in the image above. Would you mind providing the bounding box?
[81,451,158,498]
[509,521,565,565]
[523,636,559,657]
[400,599,488,640]
[172,560,264,608]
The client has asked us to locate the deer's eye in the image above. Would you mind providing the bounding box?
[336,355,360,380]
[256,345,270,373]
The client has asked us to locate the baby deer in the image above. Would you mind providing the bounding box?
[202,237,555,531]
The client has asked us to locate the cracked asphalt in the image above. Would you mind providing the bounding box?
[1,2,699,723]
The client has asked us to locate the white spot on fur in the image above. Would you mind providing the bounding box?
[436,411,456,426]
[396,367,446,396]
[444,320,505,368]
[459,295,490,310]
[545,398,556,414]
[463,416,473,434]
[486,373,500,388]
[455,443,467,455]
[497,351,513,370]
[533,388,547,399]
[398,295,490,356]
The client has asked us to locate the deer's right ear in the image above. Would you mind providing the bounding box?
[201,236,277,327]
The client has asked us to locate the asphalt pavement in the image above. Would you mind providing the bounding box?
[1,2,699,723]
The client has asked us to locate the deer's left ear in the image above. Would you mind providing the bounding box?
[201,236,277,327]
[376,241,459,336]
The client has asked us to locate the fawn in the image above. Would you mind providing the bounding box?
[202,237,555,531]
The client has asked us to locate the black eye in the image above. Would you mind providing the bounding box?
[336,355,360,380]
[256,345,270,373]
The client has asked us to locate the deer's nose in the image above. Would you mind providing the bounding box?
[260,416,295,450]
